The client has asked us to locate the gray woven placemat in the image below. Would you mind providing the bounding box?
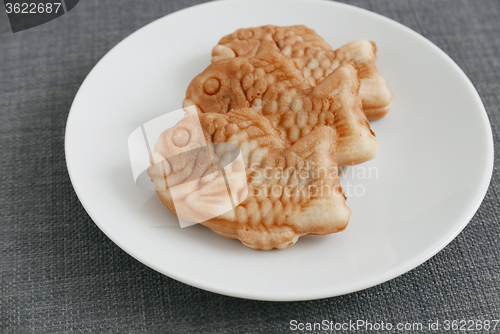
[1,1,499,333]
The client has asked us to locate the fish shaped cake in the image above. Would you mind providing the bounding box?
[183,51,378,166]
[212,25,392,120]
[147,108,351,250]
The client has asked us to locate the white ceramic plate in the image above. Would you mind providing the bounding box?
[65,0,494,301]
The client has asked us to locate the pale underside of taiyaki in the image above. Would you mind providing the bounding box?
[212,25,392,120]
[147,108,351,250]
[183,51,378,166]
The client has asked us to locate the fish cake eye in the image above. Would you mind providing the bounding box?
[172,127,191,147]
[203,78,221,95]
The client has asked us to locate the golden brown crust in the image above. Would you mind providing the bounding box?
[184,51,377,166]
[212,25,392,120]
[148,108,351,250]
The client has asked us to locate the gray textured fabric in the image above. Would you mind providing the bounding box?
[1,0,499,333]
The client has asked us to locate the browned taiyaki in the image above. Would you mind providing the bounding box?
[147,108,351,250]
[212,25,392,120]
[183,51,378,166]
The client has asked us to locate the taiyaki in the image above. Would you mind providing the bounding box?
[183,51,378,166]
[212,25,392,120]
[147,108,351,250]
